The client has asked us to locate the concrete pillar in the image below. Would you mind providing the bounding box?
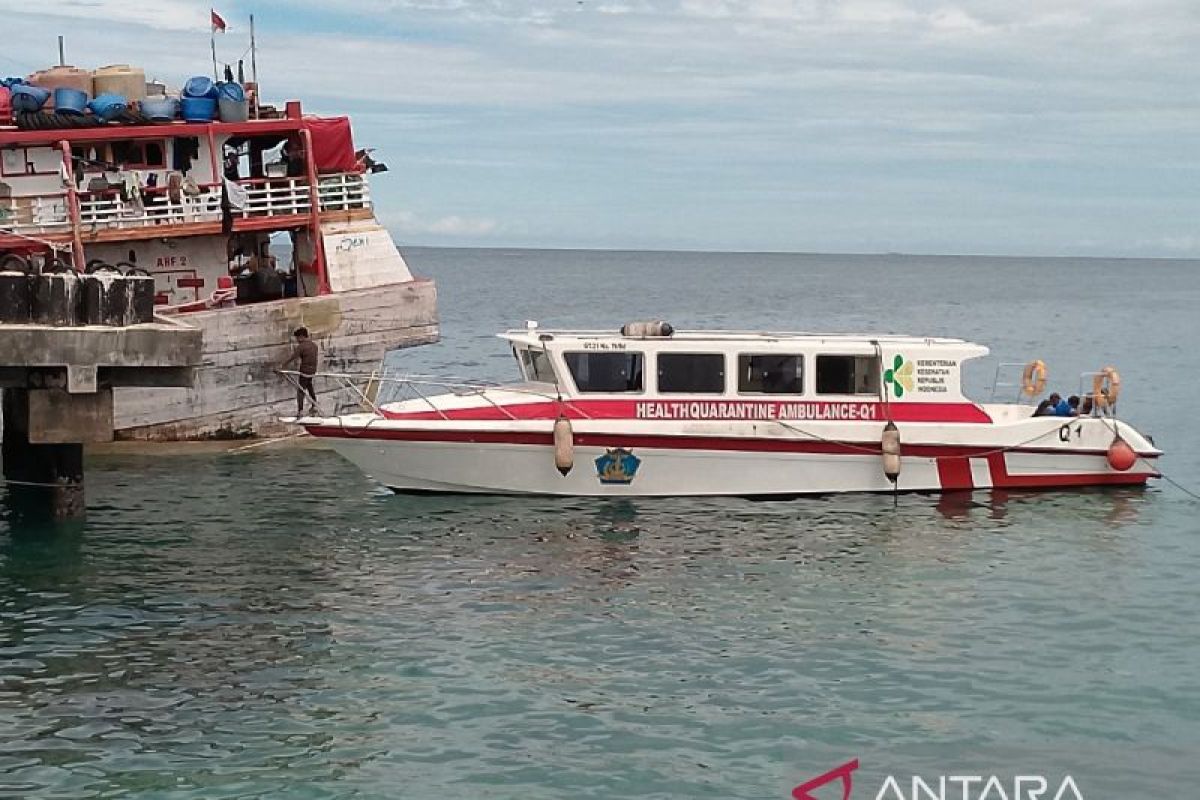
[1,389,85,520]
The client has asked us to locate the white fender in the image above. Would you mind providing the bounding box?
[553,416,574,476]
[881,420,901,483]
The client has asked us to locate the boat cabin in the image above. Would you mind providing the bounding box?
[499,323,990,422]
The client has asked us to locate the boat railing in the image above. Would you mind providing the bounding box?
[316,173,371,212]
[1076,371,1118,417]
[988,361,1035,403]
[240,179,313,217]
[1,172,370,238]
[280,369,591,421]
[0,193,72,235]
[78,188,224,228]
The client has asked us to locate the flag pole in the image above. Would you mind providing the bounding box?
[250,13,259,118]
[211,21,218,80]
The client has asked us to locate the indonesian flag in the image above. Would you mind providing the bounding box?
[211,9,227,32]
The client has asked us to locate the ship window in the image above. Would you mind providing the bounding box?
[738,354,804,394]
[816,355,880,395]
[565,351,643,393]
[518,348,558,383]
[657,353,725,394]
[109,140,168,170]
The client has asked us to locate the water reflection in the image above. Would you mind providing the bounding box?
[929,486,1148,528]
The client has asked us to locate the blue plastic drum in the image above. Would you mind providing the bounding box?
[9,84,50,112]
[54,87,89,115]
[216,81,245,102]
[182,76,218,99]
[180,96,218,122]
[89,93,127,122]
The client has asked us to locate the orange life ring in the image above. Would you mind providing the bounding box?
[1093,366,1121,409]
[1021,359,1047,397]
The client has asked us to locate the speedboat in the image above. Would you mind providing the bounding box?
[295,321,1161,496]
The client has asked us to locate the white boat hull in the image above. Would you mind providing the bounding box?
[306,416,1160,497]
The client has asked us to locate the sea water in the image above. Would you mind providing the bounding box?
[2,250,1198,798]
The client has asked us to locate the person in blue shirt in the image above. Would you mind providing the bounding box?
[1034,393,1080,417]
[1053,394,1080,416]
[1036,393,1062,416]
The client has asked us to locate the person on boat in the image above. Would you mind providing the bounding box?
[1063,395,1082,417]
[280,327,319,416]
[1035,393,1061,416]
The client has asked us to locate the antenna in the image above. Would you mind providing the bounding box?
[57,35,65,66]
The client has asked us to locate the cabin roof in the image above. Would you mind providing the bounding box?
[500,328,988,355]
[0,116,313,148]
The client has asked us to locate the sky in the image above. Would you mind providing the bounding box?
[1,0,1198,256]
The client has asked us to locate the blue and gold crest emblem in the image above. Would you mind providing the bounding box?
[595,448,641,484]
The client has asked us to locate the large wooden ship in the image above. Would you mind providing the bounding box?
[1,68,437,440]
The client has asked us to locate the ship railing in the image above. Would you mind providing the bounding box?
[78,189,225,229]
[0,194,72,235]
[2,173,370,238]
[316,173,371,212]
[238,178,313,218]
[281,370,595,421]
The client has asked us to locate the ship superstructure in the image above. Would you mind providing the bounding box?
[1,68,437,439]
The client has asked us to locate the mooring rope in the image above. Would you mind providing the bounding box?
[773,417,1072,458]
[0,477,81,489]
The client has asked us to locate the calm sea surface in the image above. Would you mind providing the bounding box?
[3,249,1199,799]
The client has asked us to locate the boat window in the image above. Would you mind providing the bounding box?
[738,354,804,394]
[657,353,725,394]
[518,348,558,383]
[816,355,880,396]
[564,351,643,393]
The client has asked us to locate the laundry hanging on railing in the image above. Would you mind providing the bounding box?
[222,177,247,210]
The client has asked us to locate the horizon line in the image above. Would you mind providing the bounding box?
[392,243,1200,262]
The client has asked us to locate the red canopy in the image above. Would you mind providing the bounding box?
[304,116,359,174]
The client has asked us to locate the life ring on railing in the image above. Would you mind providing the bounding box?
[1021,359,1047,397]
[1092,366,1121,410]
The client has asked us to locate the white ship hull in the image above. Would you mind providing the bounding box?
[305,415,1160,496]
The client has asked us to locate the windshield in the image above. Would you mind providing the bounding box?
[517,348,558,384]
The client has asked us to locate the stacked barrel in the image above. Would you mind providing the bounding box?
[0,260,155,327]
[1,65,252,126]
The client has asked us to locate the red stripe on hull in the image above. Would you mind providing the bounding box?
[936,457,975,490]
[380,399,994,424]
[306,425,1158,489]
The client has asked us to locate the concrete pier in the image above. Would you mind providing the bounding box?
[1,309,201,520]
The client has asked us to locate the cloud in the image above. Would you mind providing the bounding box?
[21,0,211,32]
[387,210,498,237]
[1152,236,1200,255]
[2,1,1197,254]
